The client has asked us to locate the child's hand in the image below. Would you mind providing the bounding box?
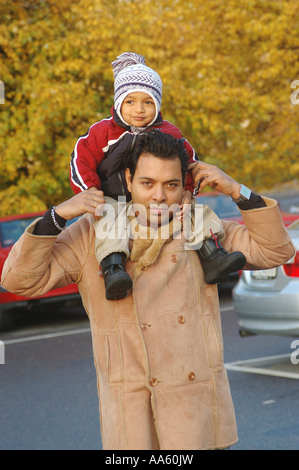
[88,187,106,218]
[177,190,193,221]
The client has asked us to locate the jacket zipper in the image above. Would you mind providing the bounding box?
[118,171,126,195]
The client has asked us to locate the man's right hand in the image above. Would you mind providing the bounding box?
[55,189,105,220]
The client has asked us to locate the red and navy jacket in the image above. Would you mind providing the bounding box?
[70,107,198,200]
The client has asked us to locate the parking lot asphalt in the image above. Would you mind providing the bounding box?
[1,291,298,450]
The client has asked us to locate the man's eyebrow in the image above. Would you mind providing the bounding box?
[137,176,155,180]
[137,176,181,183]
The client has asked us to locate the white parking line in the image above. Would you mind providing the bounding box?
[220,305,234,312]
[225,353,299,380]
[3,327,91,345]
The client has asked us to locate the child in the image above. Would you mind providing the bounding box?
[70,52,246,299]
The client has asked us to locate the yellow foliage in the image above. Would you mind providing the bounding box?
[0,0,299,216]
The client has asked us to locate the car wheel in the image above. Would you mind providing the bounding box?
[0,307,13,331]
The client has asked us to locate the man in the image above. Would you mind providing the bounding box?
[1,132,295,450]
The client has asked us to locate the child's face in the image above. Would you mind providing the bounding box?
[120,92,156,127]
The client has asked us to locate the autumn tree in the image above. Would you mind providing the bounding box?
[1,0,299,216]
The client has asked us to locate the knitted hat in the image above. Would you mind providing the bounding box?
[112,52,163,126]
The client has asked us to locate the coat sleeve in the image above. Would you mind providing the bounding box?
[222,197,295,270]
[183,138,198,194]
[70,122,106,194]
[0,215,93,298]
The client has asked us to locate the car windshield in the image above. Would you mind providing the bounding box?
[196,195,240,219]
[0,215,80,248]
[0,217,38,247]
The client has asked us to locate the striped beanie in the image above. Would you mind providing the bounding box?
[112,52,163,126]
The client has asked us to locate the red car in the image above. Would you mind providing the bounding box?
[0,212,80,330]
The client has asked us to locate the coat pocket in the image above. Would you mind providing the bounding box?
[106,332,122,384]
[93,332,122,384]
[201,316,223,369]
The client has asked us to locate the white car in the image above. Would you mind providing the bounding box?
[232,219,299,337]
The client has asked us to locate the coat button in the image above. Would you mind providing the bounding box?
[188,372,195,381]
[171,254,178,263]
[141,323,150,331]
[149,378,159,387]
[177,315,185,324]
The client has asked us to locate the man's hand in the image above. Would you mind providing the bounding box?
[188,161,242,199]
[55,189,105,220]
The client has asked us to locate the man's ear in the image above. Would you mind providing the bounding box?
[125,168,132,193]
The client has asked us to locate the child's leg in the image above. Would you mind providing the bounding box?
[184,200,246,284]
[94,196,130,264]
[183,202,224,250]
[94,196,132,300]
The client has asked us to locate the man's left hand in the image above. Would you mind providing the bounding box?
[188,161,242,199]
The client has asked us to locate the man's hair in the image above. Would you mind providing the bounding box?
[127,130,189,182]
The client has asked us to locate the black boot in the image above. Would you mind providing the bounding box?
[197,238,246,284]
[100,252,133,300]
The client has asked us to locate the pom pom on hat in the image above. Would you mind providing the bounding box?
[112,52,146,78]
[112,52,163,127]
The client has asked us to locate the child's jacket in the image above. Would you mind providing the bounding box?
[70,107,198,199]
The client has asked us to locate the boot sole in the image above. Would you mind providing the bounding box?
[105,272,133,300]
[204,254,246,284]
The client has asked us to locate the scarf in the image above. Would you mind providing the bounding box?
[129,212,182,281]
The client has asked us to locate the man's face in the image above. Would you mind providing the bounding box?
[125,152,185,226]
[120,92,156,127]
